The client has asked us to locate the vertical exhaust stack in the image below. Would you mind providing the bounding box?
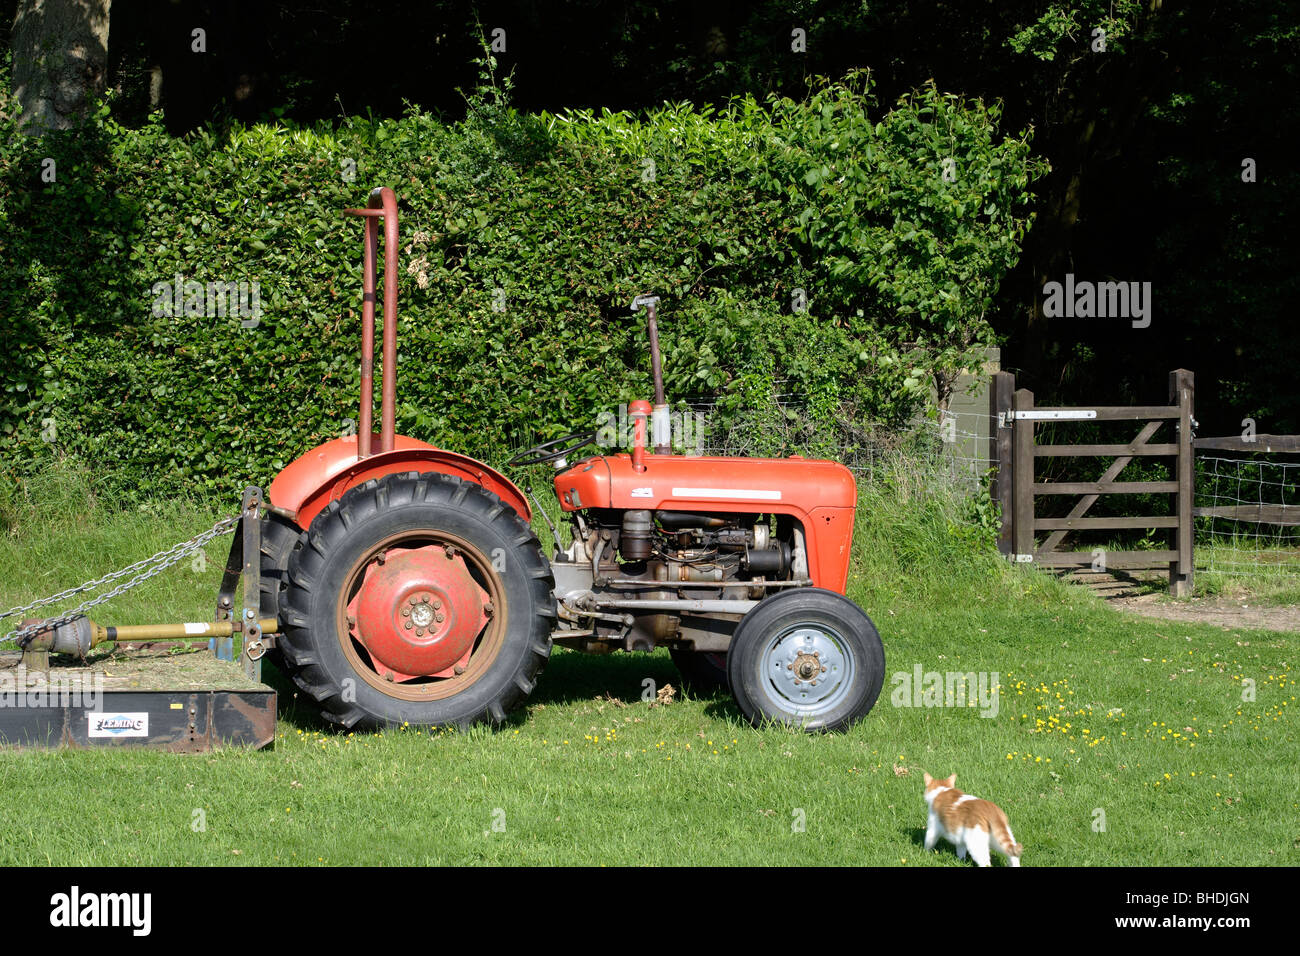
[632,295,672,455]
[345,187,400,458]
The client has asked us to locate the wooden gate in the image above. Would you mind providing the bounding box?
[990,369,1195,595]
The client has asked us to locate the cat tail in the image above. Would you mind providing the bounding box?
[992,814,1023,857]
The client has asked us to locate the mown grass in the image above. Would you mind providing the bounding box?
[0,461,1296,866]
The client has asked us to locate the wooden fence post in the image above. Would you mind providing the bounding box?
[1170,369,1195,596]
[990,371,1016,557]
[1013,387,1035,562]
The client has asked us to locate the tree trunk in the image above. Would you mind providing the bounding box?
[11,0,113,133]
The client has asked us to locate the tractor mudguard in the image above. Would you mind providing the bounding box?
[269,434,532,532]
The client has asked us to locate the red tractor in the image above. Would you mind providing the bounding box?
[262,187,885,732]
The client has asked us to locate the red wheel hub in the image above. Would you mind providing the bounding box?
[346,544,491,682]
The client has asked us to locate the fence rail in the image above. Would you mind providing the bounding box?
[1193,435,1300,453]
[1194,504,1300,525]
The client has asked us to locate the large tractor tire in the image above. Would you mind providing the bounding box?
[726,588,884,733]
[257,512,304,677]
[278,471,555,729]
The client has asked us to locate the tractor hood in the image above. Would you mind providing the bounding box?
[553,453,856,514]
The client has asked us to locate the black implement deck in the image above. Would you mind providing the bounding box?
[0,646,275,751]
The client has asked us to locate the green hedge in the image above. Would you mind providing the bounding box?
[0,67,1042,501]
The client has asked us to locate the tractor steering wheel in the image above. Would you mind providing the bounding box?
[507,431,599,467]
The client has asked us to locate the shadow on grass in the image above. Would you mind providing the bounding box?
[1053,566,1167,599]
[701,696,746,723]
[908,826,1019,867]
[527,648,680,707]
[263,660,340,734]
[908,827,965,865]
[265,646,742,733]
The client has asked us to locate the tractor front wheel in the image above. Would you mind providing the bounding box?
[726,588,884,732]
[278,472,554,729]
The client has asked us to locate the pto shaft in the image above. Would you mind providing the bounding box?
[19,616,279,657]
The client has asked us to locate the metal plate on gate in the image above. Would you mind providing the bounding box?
[1009,410,1098,421]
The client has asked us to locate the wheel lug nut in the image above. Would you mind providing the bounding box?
[821,666,827,673]
[347,614,356,626]
[404,621,413,630]
[375,551,386,565]
[433,599,442,609]
[401,607,411,617]
[454,665,466,675]
[435,612,445,623]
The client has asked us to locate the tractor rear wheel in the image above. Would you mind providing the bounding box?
[278,472,555,729]
[258,512,303,677]
[726,588,884,732]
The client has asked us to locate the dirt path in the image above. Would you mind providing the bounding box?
[1065,570,1300,633]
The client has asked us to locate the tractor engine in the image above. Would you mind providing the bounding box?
[550,508,807,654]
[609,509,791,577]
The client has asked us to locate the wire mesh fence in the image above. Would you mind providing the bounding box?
[682,397,997,488]
[1195,455,1300,578]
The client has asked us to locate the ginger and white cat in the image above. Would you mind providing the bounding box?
[922,772,1023,867]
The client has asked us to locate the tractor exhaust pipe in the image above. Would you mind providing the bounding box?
[632,295,671,455]
[345,187,400,458]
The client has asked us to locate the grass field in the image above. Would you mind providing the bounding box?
[1,464,1296,866]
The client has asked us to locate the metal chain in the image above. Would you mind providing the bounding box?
[0,514,240,647]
